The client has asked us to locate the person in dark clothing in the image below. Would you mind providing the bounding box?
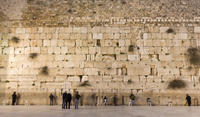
[74,92,81,109]
[12,92,17,105]
[66,93,72,109]
[62,91,67,109]
[186,94,191,106]
[129,93,135,106]
[113,94,117,106]
[49,93,54,106]
[103,96,107,106]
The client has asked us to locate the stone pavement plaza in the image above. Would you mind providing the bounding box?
[0,106,200,117]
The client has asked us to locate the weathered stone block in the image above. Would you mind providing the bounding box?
[127,63,150,75]
[93,33,103,39]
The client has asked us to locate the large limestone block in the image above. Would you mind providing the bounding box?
[194,27,200,33]
[93,33,103,39]
[68,76,80,82]
[128,55,140,61]
[101,47,114,54]
[65,55,86,61]
[58,68,84,75]
[159,54,172,61]
[127,63,150,75]
[63,61,75,68]
[82,76,88,82]
[143,33,149,39]
[160,27,169,33]
[157,68,170,76]
[64,40,75,47]
[116,54,127,61]
[174,33,188,39]
[43,40,50,46]
[84,68,99,75]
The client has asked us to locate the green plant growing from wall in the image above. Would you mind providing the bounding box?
[79,81,91,87]
[128,45,134,52]
[29,53,38,59]
[127,79,133,84]
[40,66,49,75]
[166,28,174,33]
[11,37,20,43]
[168,79,186,89]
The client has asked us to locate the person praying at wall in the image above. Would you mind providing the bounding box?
[186,94,191,106]
[146,97,151,106]
[66,92,72,109]
[129,93,135,106]
[103,96,107,106]
[62,91,68,109]
[113,94,117,106]
[12,92,17,105]
[74,91,81,109]
[49,93,54,106]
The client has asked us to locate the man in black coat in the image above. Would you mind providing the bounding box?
[62,91,67,109]
[66,92,72,109]
[186,94,191,106]
[12,92,17,105]
[49,93,54,106]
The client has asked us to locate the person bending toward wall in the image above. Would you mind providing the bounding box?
[49,93,54,106]
[186,94,191,106]
[12,92,17,105]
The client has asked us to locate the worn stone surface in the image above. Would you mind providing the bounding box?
[0,106,200,117]
[1,0,200,105]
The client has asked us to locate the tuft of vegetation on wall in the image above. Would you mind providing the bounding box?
[166,28,174,33]
[127,79,133,84]
[29,53,38,59]
[168,79,186,89]
[11,37,20,43]
[40,66,49,75]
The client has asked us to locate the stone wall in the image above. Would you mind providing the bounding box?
[1,0,200,106]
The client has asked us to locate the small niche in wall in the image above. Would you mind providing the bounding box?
[96,39,101,46]
[128,45,134,52]
[121,66,127,75]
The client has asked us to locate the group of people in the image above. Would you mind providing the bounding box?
[11,91,193,107]
[128,93,192,107]
[49,91,81,109]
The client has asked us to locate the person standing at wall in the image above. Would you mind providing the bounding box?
[186,94,191,106]
[113,94,117,106]
[146,97,151,106]
[12,92,17,105]
[103,96,107,106]
[62,91,67,109]
[129,93,135,106]
[49,93,54,106]
[66,92,72,109]
[74,91,81,109]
